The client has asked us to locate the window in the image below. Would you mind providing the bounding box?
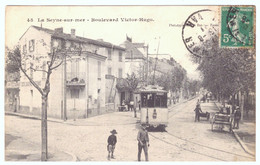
[108,67,112,75]
[98,61,101,79]
[108,49,112,60]
[118,51,122,62]
[71,59,79,78]
[141,93,167,108]
[118,68,122,78]
[29,39,35,52]
[71,89,79,99]
[23,44,27,53]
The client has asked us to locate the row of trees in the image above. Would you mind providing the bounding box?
[192,37,255,117]
[118,58,202,101]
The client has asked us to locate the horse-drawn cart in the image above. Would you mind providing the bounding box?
[199,111,210,121]
[211,113,233,132]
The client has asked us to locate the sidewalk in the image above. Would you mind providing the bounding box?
[5,133,77,161]
[5,96,197,127]
[214,102,256,157]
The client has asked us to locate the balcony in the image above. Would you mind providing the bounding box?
[66,72,86,88]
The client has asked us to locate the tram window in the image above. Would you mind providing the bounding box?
[155,95,161,107]
[147,94,154,107]
[155,93,167,108]
[141,92,167,108]
[141,93,147,107]
[161,93,167,107]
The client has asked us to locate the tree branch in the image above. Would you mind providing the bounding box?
[20,66,43,95]
[50,60,63,70]
[30,67,48,73]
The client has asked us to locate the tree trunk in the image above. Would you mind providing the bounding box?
[240,91,244,122]
[41,95,48,161]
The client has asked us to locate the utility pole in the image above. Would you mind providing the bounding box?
[63,54,67,121]
[152,37,160,85]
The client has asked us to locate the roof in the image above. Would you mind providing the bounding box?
[123,40,146,59]
[149,58,174,74]
[133,43,145,48]
[29,26,125,50]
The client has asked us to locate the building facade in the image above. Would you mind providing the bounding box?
[18,25,125,119]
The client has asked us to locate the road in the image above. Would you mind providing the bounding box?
[5,97,254,161]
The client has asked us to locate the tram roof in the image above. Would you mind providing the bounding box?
[135,85,167,93]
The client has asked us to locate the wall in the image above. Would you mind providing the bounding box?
[19,26,52,115]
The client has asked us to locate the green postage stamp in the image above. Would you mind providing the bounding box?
[220,6,255,48]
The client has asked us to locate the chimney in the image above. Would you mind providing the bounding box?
[54,27,63,33]
[71,29,76,38]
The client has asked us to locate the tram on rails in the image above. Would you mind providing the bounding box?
[137,85,168,130]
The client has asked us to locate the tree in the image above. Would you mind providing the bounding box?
[5,47,20,73]
[192,36,255,117]
[8,43,64,161]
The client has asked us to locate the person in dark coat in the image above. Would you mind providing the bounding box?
[194,104,202,122]
[233,107,241,129]
[137,124,149,161]
[107,129,117,160]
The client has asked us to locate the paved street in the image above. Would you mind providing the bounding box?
[5,98,255,161]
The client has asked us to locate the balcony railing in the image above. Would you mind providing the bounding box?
[66,72,86,88]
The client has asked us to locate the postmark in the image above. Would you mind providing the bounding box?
[182,9,218,58]
[220,6,254,48]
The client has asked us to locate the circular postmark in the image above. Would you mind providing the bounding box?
[226,6,254,46]
[182,9,218,58]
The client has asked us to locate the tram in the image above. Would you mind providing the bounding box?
[137,85,168,130]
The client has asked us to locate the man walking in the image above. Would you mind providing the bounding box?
[137,124,149,161]
[194,104,202,122]
[233,106,241,129]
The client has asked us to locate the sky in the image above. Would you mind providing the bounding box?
[5,6,219,80]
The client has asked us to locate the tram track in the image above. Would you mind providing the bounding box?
[150,97,255,161]
[149,131,254,161]
[149,132,226,161]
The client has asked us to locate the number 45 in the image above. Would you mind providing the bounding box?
[223,34,229,43]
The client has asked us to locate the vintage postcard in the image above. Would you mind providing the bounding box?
[4,6,256,162]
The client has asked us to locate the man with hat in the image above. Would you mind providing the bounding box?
[194,104,202,122]
[107,129,117,160]
[137,124,149,161]
[233,106,241,129]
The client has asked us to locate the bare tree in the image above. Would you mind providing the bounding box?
[8,43,64,161]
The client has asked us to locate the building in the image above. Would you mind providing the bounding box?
[5,72,20,112]
[120,38,148,84]
[104,40,126,111]
[18,25,125,119]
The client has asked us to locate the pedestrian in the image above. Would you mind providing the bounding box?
[194,104,202,122]
[233,106,241,129]
[107,129,117,160]
[130,100,134,111]
[137,124,150,161]
[197,99,200,106]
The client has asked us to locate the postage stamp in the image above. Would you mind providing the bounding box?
[220,6,255,48]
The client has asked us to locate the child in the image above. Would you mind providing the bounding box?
[107,129,117,160]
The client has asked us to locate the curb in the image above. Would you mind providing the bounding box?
[5,111,65,124]
[213,102,255,157]
[232,130,255,157]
